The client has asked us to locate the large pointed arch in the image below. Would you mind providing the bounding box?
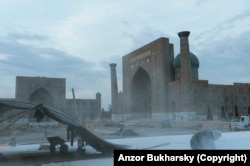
[29,87,54,122]
[131,67,151,118]
[29,87,54,106]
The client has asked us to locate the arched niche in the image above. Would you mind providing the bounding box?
[131,67,151,119]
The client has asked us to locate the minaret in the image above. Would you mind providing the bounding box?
[178,31,194,112]
[109,63,118,115]
[96,92,101,119]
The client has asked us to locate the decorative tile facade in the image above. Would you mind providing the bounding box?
[110,31,250,121]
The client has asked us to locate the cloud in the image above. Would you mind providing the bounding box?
[6,32,48,41]
[0,31,112,108]
[196,30,250,84]
[227,7,250,23]
[123,26,168,50]
[0,31,104,76]
[1,0,250,109]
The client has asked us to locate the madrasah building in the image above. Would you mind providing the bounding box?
[110,31,250,121]
[1,76,101,122]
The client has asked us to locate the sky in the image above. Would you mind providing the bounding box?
[0,0,250,109]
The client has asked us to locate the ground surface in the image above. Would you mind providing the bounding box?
[0,120,232,166]
[0,125,202,146]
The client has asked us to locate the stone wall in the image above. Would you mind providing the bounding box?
[171,120,230,131]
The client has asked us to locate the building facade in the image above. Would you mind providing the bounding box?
[110,31,250,121]
[14,76,101,122]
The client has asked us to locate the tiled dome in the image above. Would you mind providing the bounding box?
[173,52,199,69]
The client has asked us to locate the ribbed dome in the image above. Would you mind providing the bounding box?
[173,52,199,69]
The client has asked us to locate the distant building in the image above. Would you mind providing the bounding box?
[3,76,101,122]
[110,31,250,121]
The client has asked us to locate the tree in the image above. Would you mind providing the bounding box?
[101,108,111,119]
[220,106,226,120]
[234,105,239,117]
[207,106,213,120]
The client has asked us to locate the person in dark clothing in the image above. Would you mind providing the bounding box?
[67,125,75,146]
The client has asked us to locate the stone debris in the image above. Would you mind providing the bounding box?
[190,129,221,150]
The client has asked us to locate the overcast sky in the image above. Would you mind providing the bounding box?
[0,0,250,109]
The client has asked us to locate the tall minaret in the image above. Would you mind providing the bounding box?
[178,31,194,112]
[109,63,118,115]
